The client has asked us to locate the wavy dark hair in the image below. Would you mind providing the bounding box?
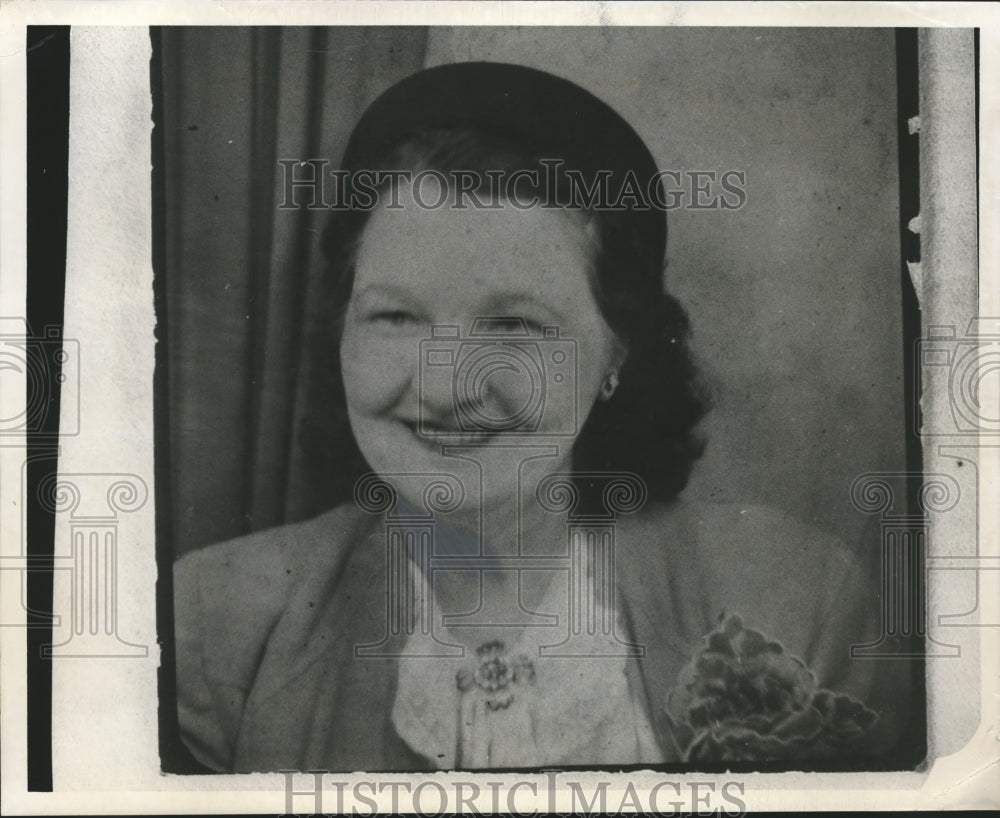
[299,128,709,515]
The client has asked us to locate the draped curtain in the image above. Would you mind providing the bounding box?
[161,27,429,554]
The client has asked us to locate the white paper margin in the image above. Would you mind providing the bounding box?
[0,2,997,814]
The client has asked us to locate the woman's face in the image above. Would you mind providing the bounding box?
[339,183,624,508]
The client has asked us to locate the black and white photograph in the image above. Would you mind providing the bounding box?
[1,2,996,815]
[161,24,923,774]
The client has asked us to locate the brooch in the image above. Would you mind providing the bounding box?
[456,640,536,711]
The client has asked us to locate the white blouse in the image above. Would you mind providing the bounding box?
[391,559,665,769]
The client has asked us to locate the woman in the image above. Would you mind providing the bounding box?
[174,62,907,772]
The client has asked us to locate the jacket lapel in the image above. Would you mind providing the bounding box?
[236,511,425,771]
[615,502,715,758]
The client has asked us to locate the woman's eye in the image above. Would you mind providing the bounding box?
[369,310,419,327]
[512,317,548,336]
[475,317,549,336]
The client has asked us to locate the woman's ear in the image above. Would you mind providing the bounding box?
[597,336,628,402]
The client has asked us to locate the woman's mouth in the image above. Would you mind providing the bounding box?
[401,420,498,448]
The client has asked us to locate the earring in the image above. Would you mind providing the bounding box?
[600,371,620,401]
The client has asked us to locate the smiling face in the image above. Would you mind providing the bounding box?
[338,183,624,512]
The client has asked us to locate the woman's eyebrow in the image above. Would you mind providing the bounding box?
[352,283,422,304]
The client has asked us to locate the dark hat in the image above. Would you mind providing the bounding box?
[341,61,666,272]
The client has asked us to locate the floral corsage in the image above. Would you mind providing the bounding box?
[665,614,879,762]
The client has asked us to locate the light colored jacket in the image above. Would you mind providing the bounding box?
[173,500,910,772]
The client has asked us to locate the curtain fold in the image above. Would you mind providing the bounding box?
[162,27,429,555]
